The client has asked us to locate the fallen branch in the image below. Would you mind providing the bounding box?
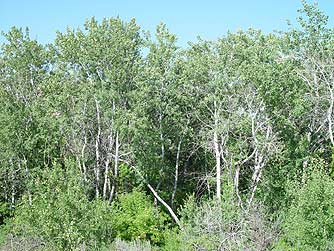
[120,159,182,229]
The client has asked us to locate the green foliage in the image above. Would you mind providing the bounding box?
[1,1,334,250]
[276,165,334,250]
[111,190,168,245]
[9,162,113,250]
[161,229,182,251]
[0,202,10,226]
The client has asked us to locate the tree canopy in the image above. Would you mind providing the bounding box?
[1,1,334,250]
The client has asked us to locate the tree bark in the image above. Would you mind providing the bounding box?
[171,139,182,209]
[81,134,87,182]
[121,159,182,229]
[155,113,165,206]
[147,183,182,229]
[214,101,221,202]
[109,131,119,202]
[103,131,114,199]
[94,97,101,198]
[328,87,334,148]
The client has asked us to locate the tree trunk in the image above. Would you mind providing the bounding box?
[328,88,334,148]
[110,131,119,202]
[234,165,243,207]
[103,132,114,199]
[94,97,101,198]
[248,164,263,210]
[171,139,182,209]
[23,156,32,206]
[81,134,87,182]
[214,101,221,202]
[147,183,182,229]
[121,159,182,229]
[155,113,165,206]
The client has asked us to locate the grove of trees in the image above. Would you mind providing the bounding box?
[1,1,334,250]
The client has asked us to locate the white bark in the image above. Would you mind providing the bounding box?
[327,84,334,148]
[94,97,101,198]
[109,131,119,202]
[23,156,32,206]
[103,131,114,199]
[155,113,165,206]
[214,101,221,202]
[171,139,182,209]
[119,158,182,229]
[147,183,182,229]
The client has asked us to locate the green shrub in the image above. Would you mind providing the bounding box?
[8,161,113,250]
[275,169,334,250]
[161,228,182,251]
[111,190,168,245]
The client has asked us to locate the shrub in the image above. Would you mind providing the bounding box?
[275,169,334,250]
[177,182,277,251]
[8,161,113,250]
[111,190,168,245]
[162,228,182,251]
[104,238,154,251]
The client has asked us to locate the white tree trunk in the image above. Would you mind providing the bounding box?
[214,101,221,202]
[171,139,182,209]
[110,131,119,202]
[94,97,101,198]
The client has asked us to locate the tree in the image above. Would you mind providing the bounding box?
[136,23,195,210]
[184,38,279,207]
[0,27,51,211]
[286,1,334,156]
[52,17,143,200]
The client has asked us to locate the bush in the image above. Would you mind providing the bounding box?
[0,236,49,251]
[104,238,154,251]
[111,190,168,245]
[8,161,113,250]
[275,168,334,251]
[176,182,277,251]
[162,229,182,251]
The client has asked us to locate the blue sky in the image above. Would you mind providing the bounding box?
[1,1,334,47]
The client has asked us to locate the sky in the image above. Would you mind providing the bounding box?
[1,1,334,47]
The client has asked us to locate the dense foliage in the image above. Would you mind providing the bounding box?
[1,1,334,250]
